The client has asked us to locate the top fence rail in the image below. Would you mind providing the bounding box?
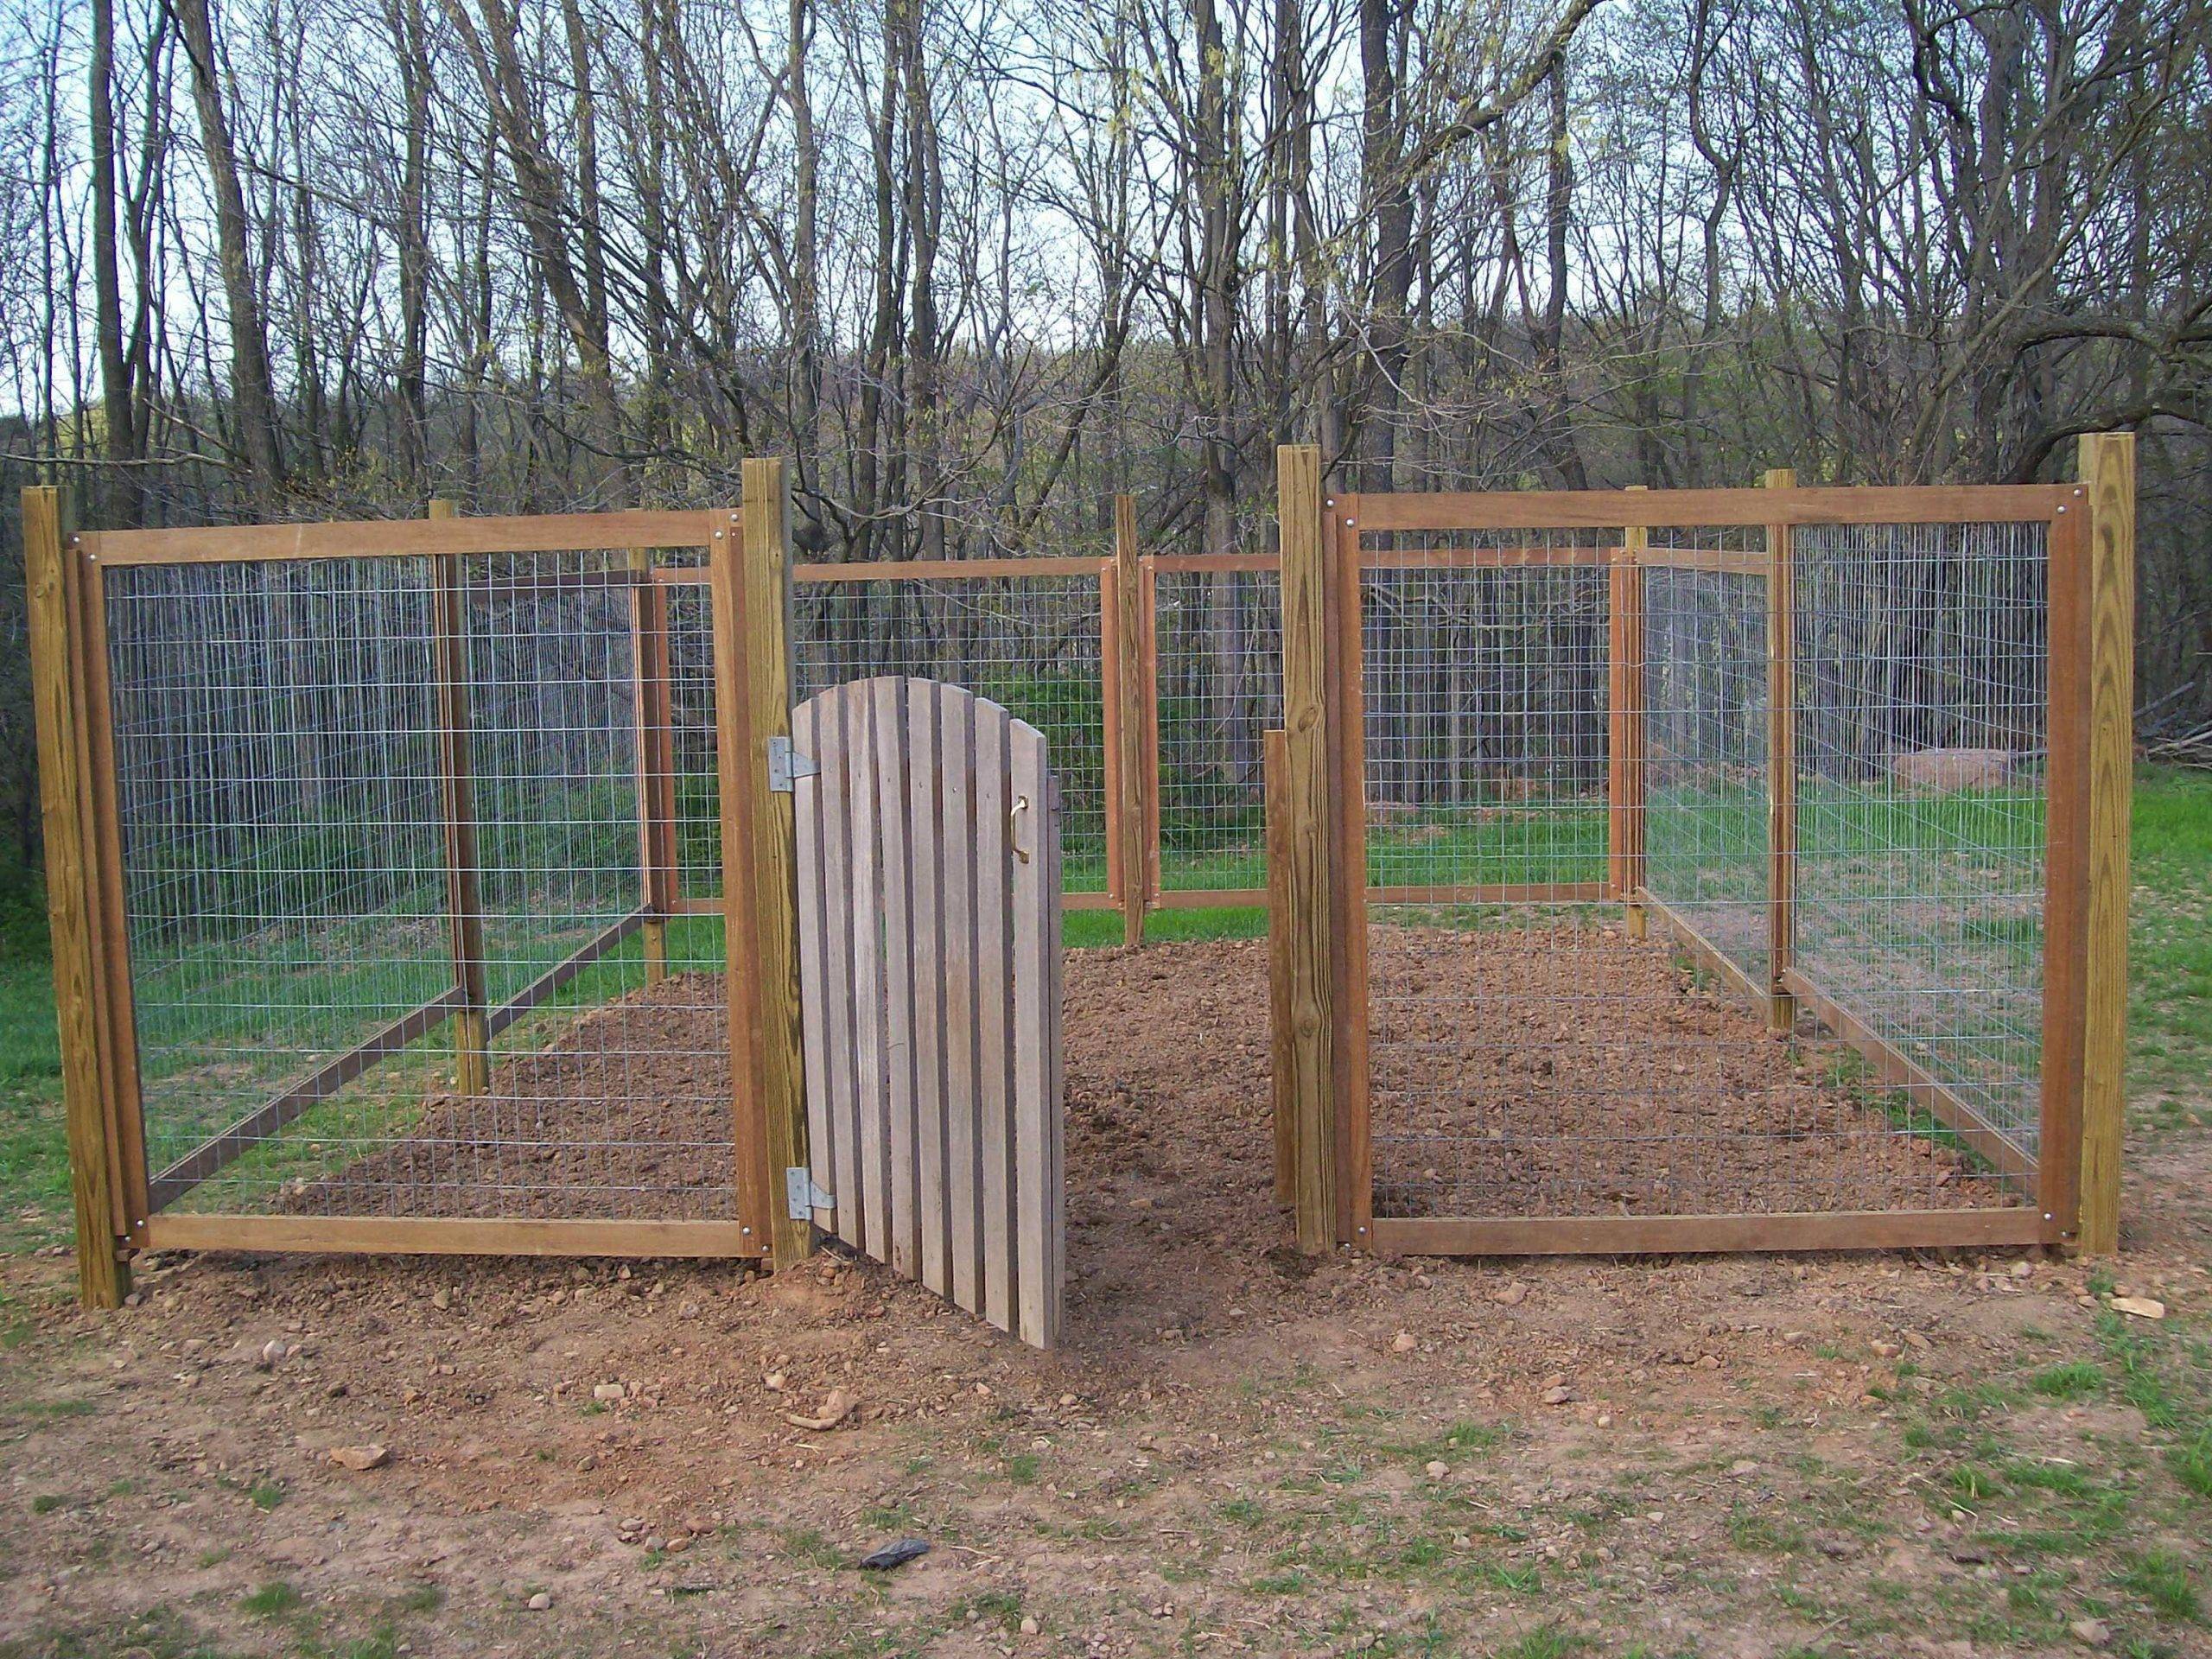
[78,510,728,565]
[1343,484,2077,531]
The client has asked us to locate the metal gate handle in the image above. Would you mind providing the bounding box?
[1010,793,1032,863]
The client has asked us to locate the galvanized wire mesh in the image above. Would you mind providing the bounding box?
[1150,569,1281,894]
[1643,529,1770,984]
[1791,522,2049,1164]
[1357,518,2043,1221]
[105,552,735,1222]
[791,574,1107,893]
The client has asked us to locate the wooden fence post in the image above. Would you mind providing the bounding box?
[631,545,674,983]
[1264,728,1294,1205]
[2075,432,2135,1255]
[1276,445,1338,1253]
[1113,495,1148,946]
[716,459,810,1268]
[1764,467,1797,1033]
[427,499,489,1096]
[24,485,128,1309]
[1609,501,1649,938]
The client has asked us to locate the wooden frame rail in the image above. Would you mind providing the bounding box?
[1372,1208,2058,1256]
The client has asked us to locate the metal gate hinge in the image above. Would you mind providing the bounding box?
[785,1166,834,1219]
[768,735,819,793]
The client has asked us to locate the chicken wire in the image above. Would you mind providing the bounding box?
[105,552,736,1223]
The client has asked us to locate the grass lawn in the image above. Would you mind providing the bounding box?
[0,767,2205,1245]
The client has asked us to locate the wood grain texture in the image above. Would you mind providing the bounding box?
[427,500,489,1096]
[1011,720,1059,1346]
[1371,1208,2056,1257]
[742,462,811,1268]
[1348,483,2071,532]
[708,501,770,1260]
[23,486,128,1307]
[1276,448,1338,1254]
[1763,468,1797,1033]
[2076,435,2134,1255]
[1608,522,1649,935]
[142,1216,760,1257]
[73,534,150,1238]
[85,509,720,564]
[1334,501,1373,1249]
[1113,496,1148,945]
[1264,729,1295,1207]
[791,678,1062,1345]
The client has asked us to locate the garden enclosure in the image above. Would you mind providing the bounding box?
[29,437,2133,1313]
[1267,439,2133,1262]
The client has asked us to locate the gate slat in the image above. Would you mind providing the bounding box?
[1011,721,1055,1349]
[909,686,950,1296]
[818,685,858,1237]
[793,696,835,1230]
[940,683,982,1313]
[975,706,1014,1332]
[875,677,920,1279]
[849,683,888,1261]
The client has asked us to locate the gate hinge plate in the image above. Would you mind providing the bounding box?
[785,1166,834,1219]
[767,735,820,793]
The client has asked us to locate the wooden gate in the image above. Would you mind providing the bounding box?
[791,677,1064,1347]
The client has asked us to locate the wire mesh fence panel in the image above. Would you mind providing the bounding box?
[1357,534,1621,1219]
[1355,521,2037,1222]
[1792,521,2049,1183]
[1643,530,1770,984]
[1151,568,1281,895]
[662,580,723,902]
[105,551,736,1224]
[791,574,1107,894]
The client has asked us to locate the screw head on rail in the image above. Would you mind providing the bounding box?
[2055,505,2067,514]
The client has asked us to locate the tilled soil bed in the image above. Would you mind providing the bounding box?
[288,927,2015,1236]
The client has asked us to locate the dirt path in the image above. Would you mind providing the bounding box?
[3,940,2207,1658]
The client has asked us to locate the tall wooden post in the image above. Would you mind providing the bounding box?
[630,546,674,983]
[428,499,489,1096]
[2075,433,2134,1255]
[1277,446,1338,1253]
[1264,728,1294,1205]
[1112,495,1148,946]
[24,486,128,1309]
[1609,502,1649,938]
[1764,468,1797,1033]
[715,459,810,1267]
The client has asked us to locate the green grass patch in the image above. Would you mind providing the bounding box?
[2119,1550,2201,1621]
[241,1580,303,1618]
[2031,1361,2106,1402]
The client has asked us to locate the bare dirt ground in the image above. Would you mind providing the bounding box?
[1366,925,2014,1217]
[4,938,2209,1659]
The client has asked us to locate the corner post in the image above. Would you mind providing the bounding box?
[2075,433,2134,1254]
[427,499,489,1096]
[718,461,810,1268]
[1276,446,1338,1253]
[1112,496,1148,946]
[1764,468,1797,1032]
[24,485,128,1309]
